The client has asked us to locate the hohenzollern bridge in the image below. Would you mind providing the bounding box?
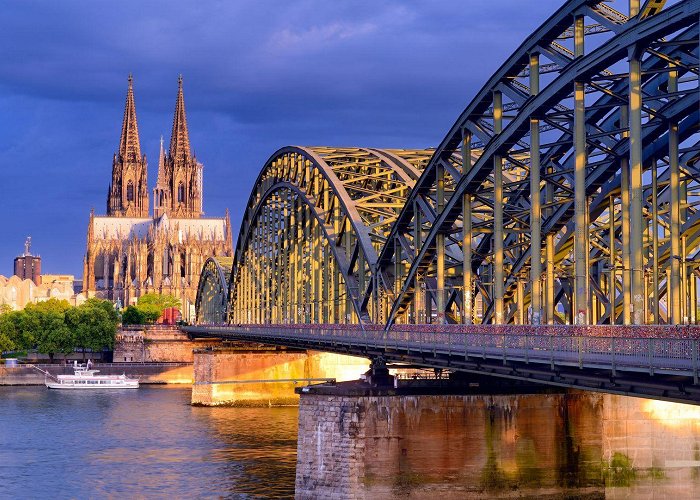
[188,0,700,404]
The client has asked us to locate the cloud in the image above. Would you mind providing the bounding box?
[0,0,562,275]
[266,21,379,54]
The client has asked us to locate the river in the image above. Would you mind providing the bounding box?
[0,386,297,498]
[4,386,700,499]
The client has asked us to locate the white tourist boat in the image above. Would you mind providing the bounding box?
[44,362,139,390]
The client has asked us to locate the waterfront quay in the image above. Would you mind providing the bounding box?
[0,362,193,385]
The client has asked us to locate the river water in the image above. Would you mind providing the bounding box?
[0,386,298,498]
[4,386,700,499]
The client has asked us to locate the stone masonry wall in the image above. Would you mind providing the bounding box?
[114,325,218,362]
[296,394,367,498]
[295,390,700,499]
[0,363,193,385]
[295,392,604,499]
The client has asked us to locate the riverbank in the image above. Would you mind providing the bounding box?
[0,362,193,385]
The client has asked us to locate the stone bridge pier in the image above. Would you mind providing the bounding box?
[191,344,369,406]
[295,375,700,499]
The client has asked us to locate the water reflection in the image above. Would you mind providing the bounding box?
[191,405,298,497]
[0,386,297,498]
[5,386,700,499]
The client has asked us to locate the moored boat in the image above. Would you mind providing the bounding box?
[45,362,139,389]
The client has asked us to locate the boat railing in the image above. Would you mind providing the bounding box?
[27,364,60,382]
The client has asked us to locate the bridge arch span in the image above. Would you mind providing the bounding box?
[226,146,434,324]
[195,256,233,324]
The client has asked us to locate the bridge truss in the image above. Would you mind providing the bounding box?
[198,0,700,328]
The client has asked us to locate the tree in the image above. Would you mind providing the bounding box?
[0,331,13,354]
[135,293,181,323]
[12,311,39,349]
[84,298,120,325]
[0,310,27,354]
[65,302,117,357]
[25,299,73,362]
[0,314,15,354]
[121,305,145,325]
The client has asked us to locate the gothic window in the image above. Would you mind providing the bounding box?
[163,246,171,277]
[146,253,154,282]
[108,258,115,289]
[177,182,185,203]
[94,254,105,279]
[94,254,105,289]
[126,181,134,202]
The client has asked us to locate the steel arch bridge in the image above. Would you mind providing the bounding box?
[197,0,700,329]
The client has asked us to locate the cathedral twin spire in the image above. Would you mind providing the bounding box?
[108,75,202,219]
[169,76,191,163]
[107,74,148,217]
[119,75,141,163]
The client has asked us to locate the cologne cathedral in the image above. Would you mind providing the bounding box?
[83,76,232,320]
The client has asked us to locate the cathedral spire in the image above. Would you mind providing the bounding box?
[153,135,169,219]
[162,75,202,219]
[119,74,141,163]
[156,135,166,185]
[169,75,191,163]
[108,75,148,217]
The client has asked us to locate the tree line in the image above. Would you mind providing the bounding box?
[0,293,182,360]
[0,298,119,361]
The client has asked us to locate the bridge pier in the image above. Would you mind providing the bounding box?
[191,345,369,406]
[295,378,700,499]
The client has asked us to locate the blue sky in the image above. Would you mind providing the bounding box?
[0,0,560,277]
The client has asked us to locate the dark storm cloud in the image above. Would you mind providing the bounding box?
[0,0,561,275]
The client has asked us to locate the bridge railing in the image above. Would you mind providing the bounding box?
[188,324,700,378]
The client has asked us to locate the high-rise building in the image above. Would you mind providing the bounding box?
[83,76,232,320]
[13,237,41,286]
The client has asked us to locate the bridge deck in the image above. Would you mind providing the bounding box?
[185,324,700,405]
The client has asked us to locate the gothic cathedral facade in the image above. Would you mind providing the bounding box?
[83,76,233,320]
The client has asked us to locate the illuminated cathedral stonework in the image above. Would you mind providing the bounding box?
[83,76,232,319]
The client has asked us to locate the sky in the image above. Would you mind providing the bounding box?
[0,0,561,277]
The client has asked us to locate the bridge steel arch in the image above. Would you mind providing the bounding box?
[195,256,233,324]
[226,146,435,325]
[378,0,700,327]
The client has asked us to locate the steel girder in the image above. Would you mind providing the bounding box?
[226,146,434,324]
[381,0,699,326]
[486,27,700,325]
